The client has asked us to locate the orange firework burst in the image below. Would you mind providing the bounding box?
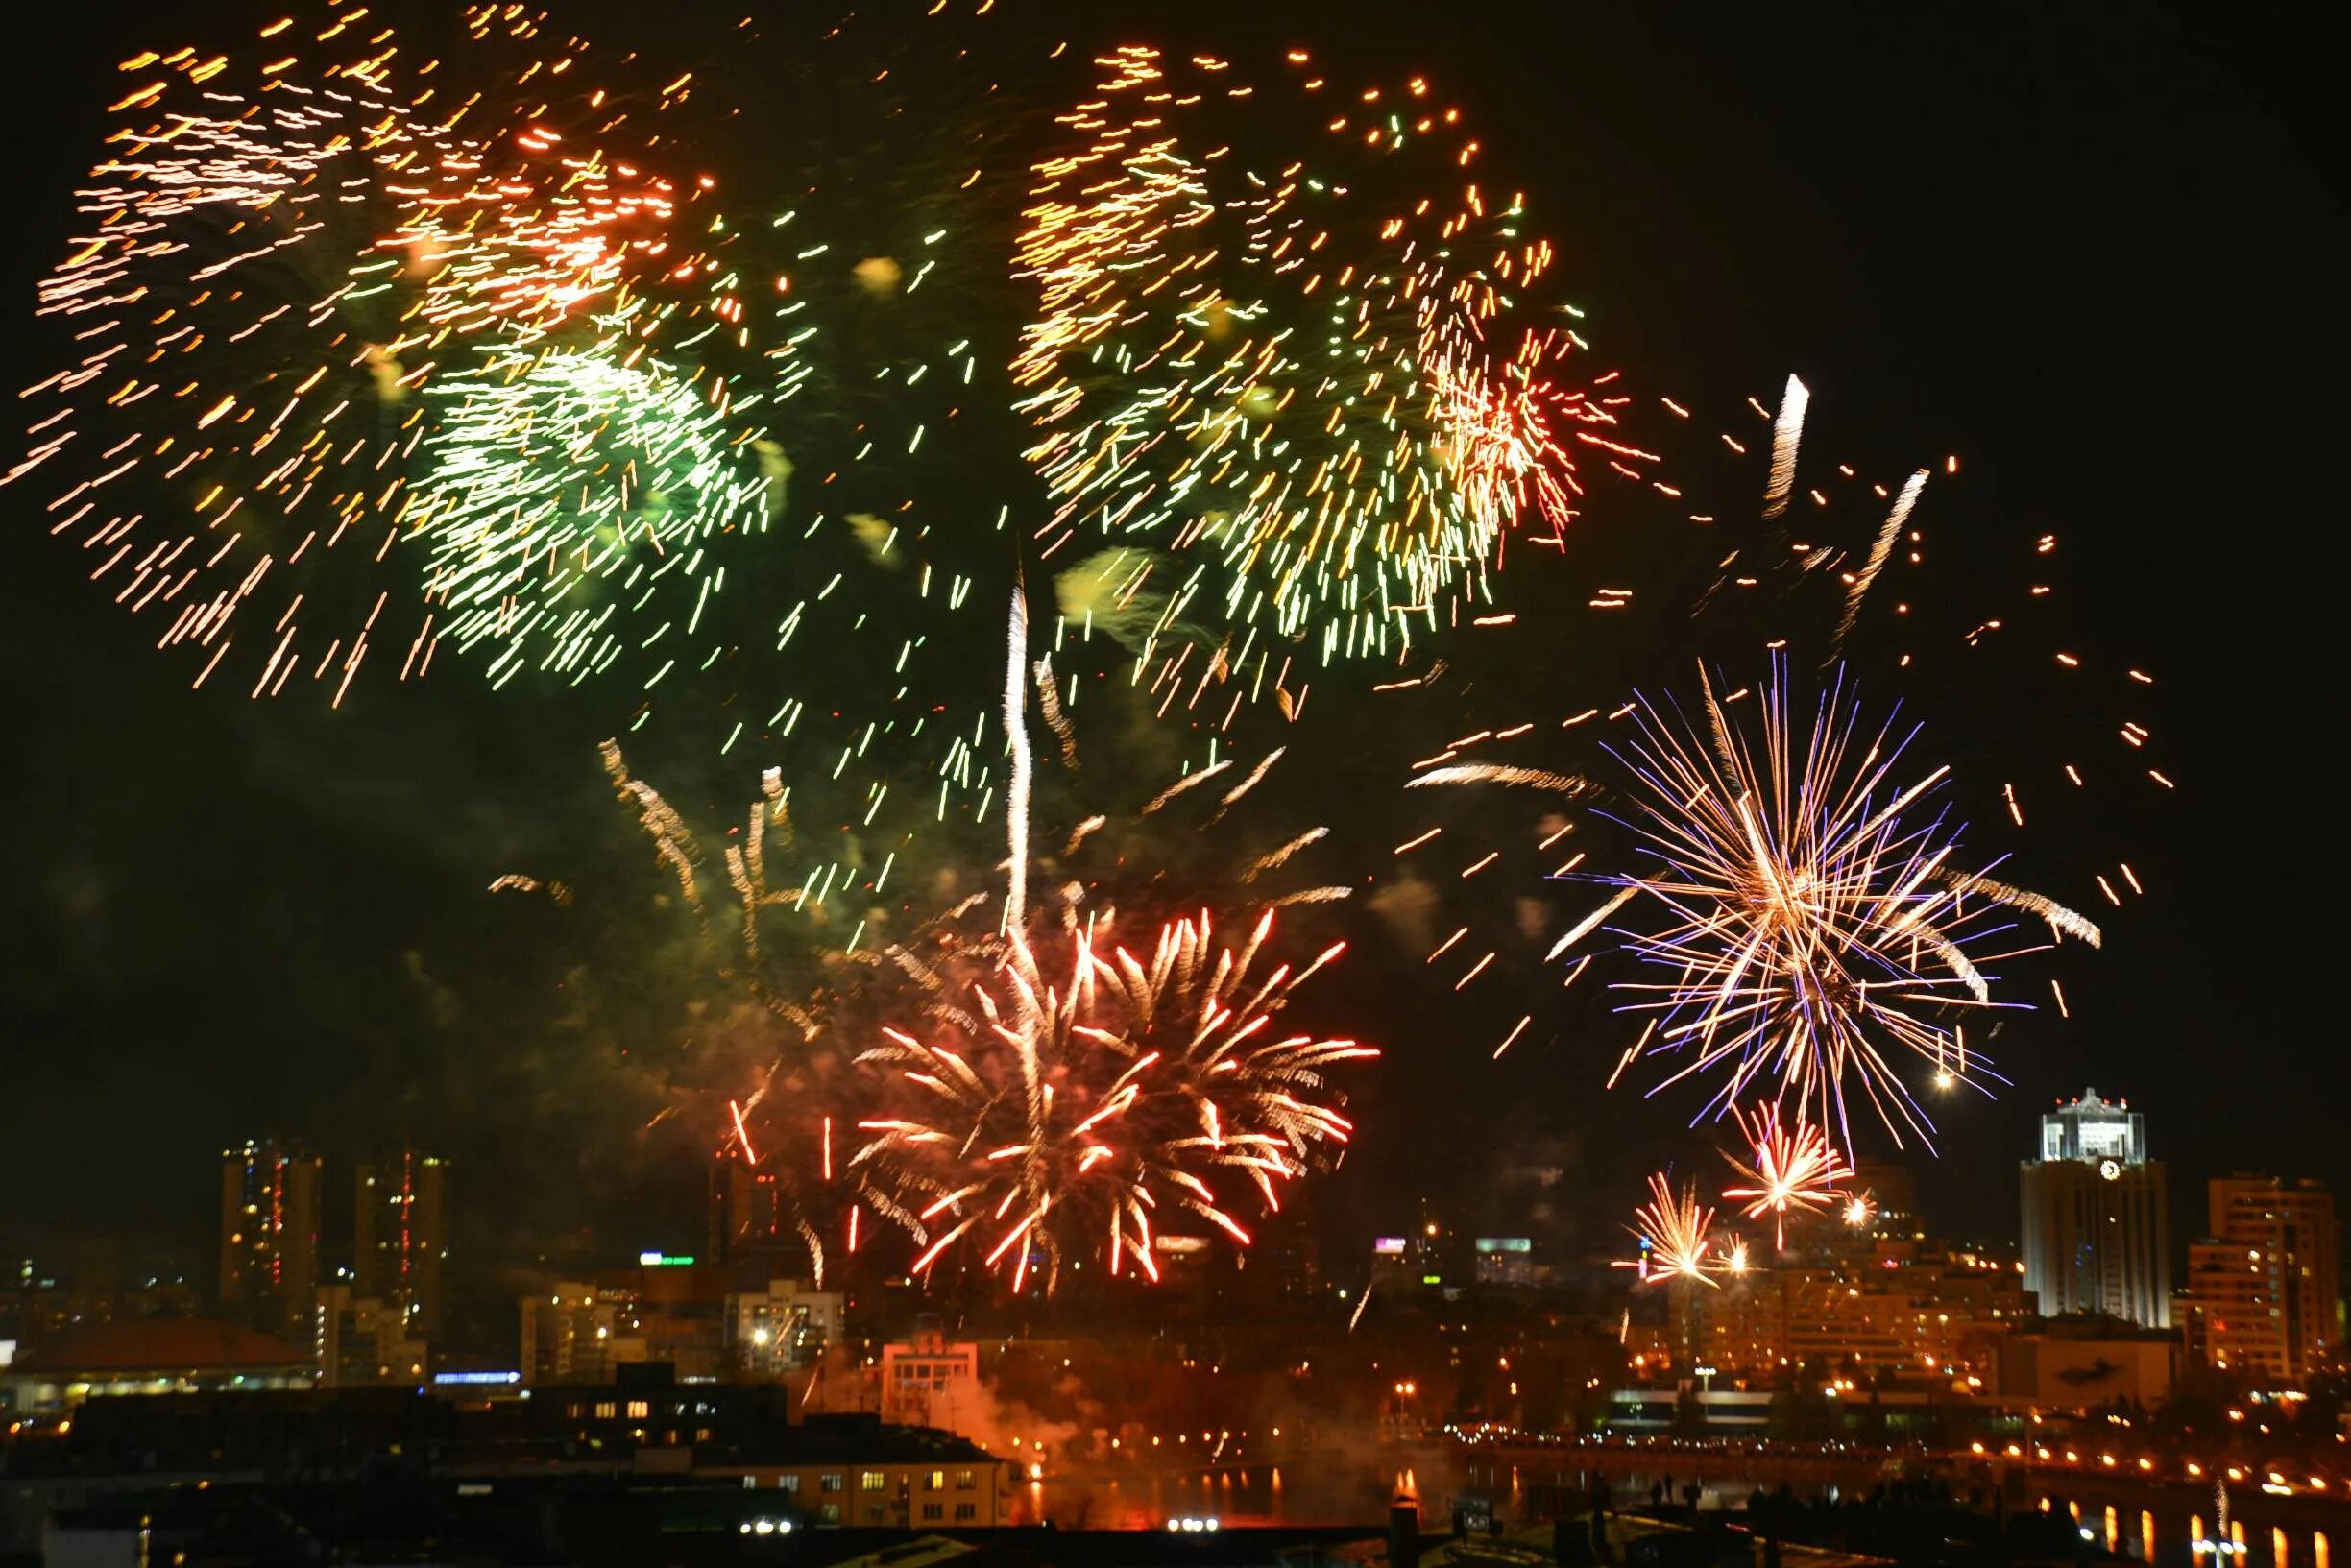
[855,908,1372,1295]
[1720,1104,1853,1249]
[1624,1170,1719,1289]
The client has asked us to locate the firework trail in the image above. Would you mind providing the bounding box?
[1406,764,1599,797]
[1013,46,1650,716]
[1005,588,1034,930]
[1719,1104,1852,1248]
[1759,374,1808,520]
[1829,467,1927,657]
[498,729,977,1284]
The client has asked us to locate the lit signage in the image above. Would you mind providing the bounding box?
[1475,1238,1532,1255]
[1372,1237,1408,1256]
[639,1251,697,1266]
[434,1370,521,1386]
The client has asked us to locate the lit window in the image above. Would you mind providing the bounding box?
[821,1474,844,1493]
[956,1469,976,1490]
[594,1402,617,1420]
[626,1401,651,1419]
[926,1471,945,1491]
[820,1504,840,1523]
[778,1475,800,1492]
[862,1472,886,1492]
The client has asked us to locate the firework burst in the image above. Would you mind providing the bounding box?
[855,907,1372,1294]
[1624,1170,1718,1288]
[1568,658,2100,1147]
[8,7,766,703]
[1013,46,1645,712]
[1719,1103,1852,1248]
[845,591,1376,1294]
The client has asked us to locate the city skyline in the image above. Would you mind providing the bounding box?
[0,0,2339,1558]
[1,0,2337,1278]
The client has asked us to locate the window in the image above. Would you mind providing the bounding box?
[593,1401,617,1420]
[922,1504,943,1522]
[778,1475,801,1493]
[861,1471,886,1492]
[955,1503,977,1522]
[626,1400,651,1419]
[925,1470,945,1491]
[821,1474,844,1493]
[820,1504,840,1524]
[565,1402,584,1419]
[955,1469,975,1490]
[865,1507,884,1525]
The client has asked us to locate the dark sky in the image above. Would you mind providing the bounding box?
[1,0,2338,1287]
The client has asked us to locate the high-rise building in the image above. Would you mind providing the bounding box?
[2018,1090,2169,1328]
[710,1159,810,1270]
[519,1281,647,1385]
[2180,1176,2340,1390]
[1473,1238,1550,1289]
[354,1150,448,1337]
[1670,1236,2030,1384]
[218,1140,323,1340]
[725,1278,843,1378]
[1849,1158,1919,1226]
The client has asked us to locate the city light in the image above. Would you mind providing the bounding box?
[0,10,2266,1562]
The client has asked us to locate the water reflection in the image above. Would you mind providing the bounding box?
[1023,1451,2333,1568]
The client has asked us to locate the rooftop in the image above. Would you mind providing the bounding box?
[11,1318,310,1376]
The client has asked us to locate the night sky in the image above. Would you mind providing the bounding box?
[1,0,2337,1291]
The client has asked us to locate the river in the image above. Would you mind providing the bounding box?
[1013,1442,2351,1568]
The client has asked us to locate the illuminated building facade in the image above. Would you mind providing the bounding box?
[1670,1238,2030,1384]
[879,1317,980,1430]
[519,1281,647,1385]
[1474,1238,1547,1288]
[725,1278,842,1377]
[314,1285,427,1387]
[353,1149,447,1338]
[4,1318,313,1414]
[217,1140,322,1341]
[2018,1089,2171,1328]
[2180,1175,2340,1389]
